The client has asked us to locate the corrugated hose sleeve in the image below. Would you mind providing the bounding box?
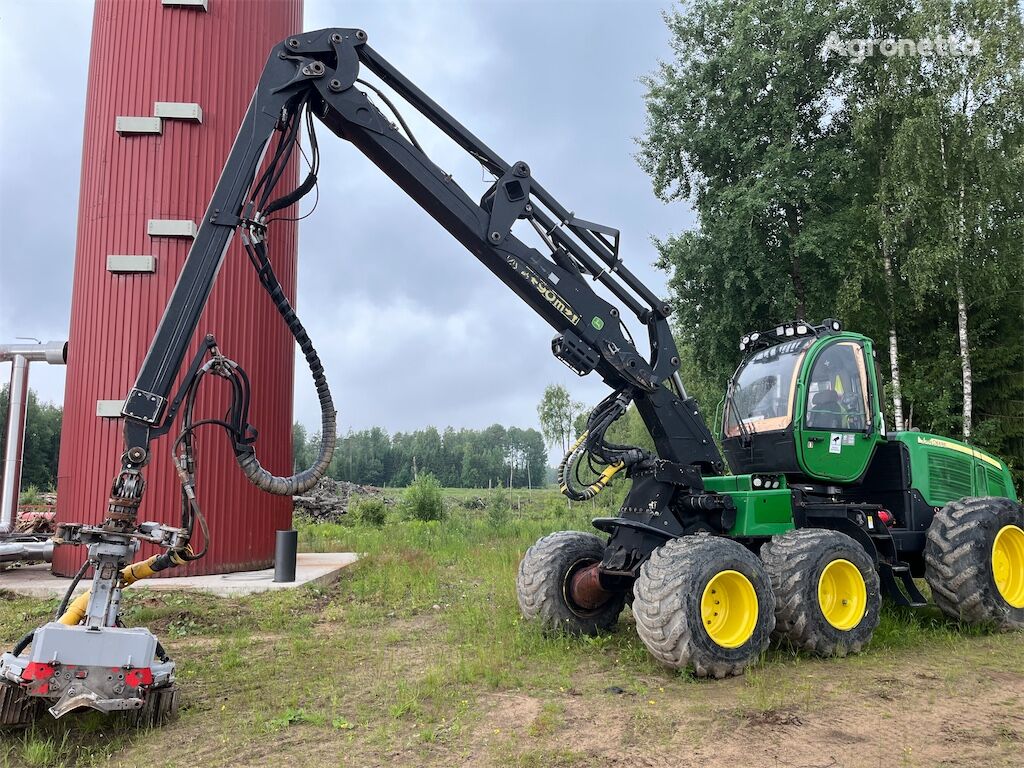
[234,273,337,496]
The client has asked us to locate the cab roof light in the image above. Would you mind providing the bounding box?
[740,319,844,355]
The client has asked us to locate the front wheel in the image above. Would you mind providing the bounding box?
[517,531,625,635]
[632,535,775,678]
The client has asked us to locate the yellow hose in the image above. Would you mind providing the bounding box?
[583,461,624,499]
[57,554,163,626]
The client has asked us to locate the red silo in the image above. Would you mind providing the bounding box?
[55,0,304,576]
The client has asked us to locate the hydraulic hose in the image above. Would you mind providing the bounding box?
[231,103,336,497]
[11,629,34,657]
[234,245,337,496]
[53,558,90,621]
[558,391,645,501]
[56,553,185,626]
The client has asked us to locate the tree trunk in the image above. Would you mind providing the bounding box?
[956,269,973,439]
[881,229,905,432]
[939,106,972,440]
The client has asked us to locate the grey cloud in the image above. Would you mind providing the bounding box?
[1,0,697,446]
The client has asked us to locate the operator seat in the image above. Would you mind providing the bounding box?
[808,389,843,429]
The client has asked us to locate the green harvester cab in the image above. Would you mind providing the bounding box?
[711,319,1017,606]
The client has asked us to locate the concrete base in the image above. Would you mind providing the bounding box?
[0,553,358,598]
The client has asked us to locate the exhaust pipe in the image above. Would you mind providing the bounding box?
[0,540,54,564]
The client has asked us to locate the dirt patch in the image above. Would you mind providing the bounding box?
[445,644,1024,768]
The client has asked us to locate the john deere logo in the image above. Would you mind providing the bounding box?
[592,317,604,330]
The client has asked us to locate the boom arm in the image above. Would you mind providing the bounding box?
[122,27,719,471]
[88,28,727,588]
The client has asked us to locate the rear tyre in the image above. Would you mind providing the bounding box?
[761,528,881,656]
[517,531,625,635]
[925,497,1024,629]
[632,535,775,678]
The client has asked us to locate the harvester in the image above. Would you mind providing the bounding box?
[1,27,1020,726]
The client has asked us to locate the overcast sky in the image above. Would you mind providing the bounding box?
[0,0,696,442]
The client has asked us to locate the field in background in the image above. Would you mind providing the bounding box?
[1,487,1022,767]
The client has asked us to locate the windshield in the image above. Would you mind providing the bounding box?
[724,338,813,437]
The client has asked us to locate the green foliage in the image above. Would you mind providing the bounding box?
[0,385,62,491]
[640,0,1023,485]
[401,472,446,521]
[638,0,857,385]
[486,488,511,528]
[18,483,44,505]
[353,497,388,527]
[536,384,585,453]
[292,422,315,473]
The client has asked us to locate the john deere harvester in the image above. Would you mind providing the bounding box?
[518,319,1022,677]
[3,27,1020,728]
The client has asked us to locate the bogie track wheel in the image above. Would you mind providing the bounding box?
[517,531,626,635]
[761,528,881,656]
[632,535,775,678]
[926,497,1024,629]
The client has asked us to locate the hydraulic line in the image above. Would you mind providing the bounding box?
[558,391,645,501]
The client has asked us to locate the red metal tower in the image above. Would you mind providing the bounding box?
[55,0,303,576]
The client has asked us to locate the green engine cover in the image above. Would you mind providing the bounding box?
[892,432,1018,507]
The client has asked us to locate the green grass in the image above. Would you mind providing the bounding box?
[1,486,1021,767]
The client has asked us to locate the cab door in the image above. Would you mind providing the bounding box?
[796,338,880,482]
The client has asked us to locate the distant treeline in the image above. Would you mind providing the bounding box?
[293,423,549,489]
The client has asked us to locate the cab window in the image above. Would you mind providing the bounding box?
[805,341,869,432]
[724,338,812,437]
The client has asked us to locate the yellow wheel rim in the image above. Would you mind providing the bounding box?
[700,570,758,648]
[992,525,1024,609]
[817,559,867,631]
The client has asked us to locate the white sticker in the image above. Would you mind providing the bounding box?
[843,434,856,446]
[829,433,843,454]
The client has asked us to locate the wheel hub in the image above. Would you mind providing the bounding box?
[700,570,757,648]
[563,560,614,616]
[992,524,1024,609]
[817,559,867,630]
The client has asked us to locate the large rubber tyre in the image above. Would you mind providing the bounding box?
[925,497,1024,629]
[632,535,775,678]
[761,528,881,656]
[516,530,626,636]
